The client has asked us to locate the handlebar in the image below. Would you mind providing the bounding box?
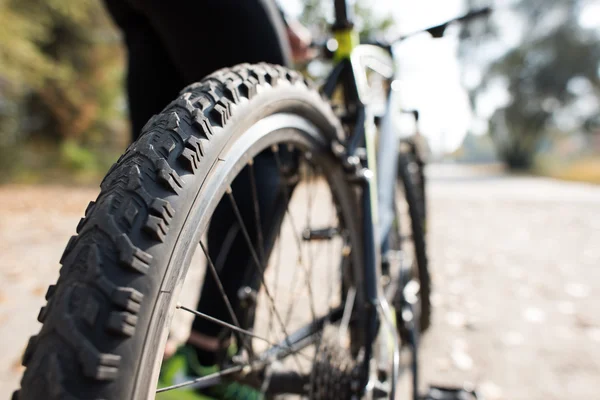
[389,7,492,43]
[309,7,491,59]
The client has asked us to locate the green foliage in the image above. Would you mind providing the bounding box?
[0,2,57,91]
[60,140,98,172]
[0,0,126,182]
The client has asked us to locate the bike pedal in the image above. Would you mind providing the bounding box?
[421,385,481,400]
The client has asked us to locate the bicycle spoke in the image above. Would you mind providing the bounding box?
[177,305,272,348]
[248,161,266,266]
[282,264,302,327]
[303,161,318,321]
[285,253,329,323]
[305,162,314,226]
[262,159,284,345]
[226,189,305,372]
[271,147,317,321]
[261,306,344,360]
[176,304,312,362]
[280,176,315,327]
[198,241,254,358]
[266,236,281,344]
[157,365,244,393]
[166,147,355,394]
[326,200,336,314]
[280,170,343,328]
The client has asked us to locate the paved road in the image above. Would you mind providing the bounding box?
[419,164,600,399]
[1,164,599,399]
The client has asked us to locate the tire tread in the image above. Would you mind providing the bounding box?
[16,63,321,400]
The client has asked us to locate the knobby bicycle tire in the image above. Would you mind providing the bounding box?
[15,63,365,400]
[398,154,431,332]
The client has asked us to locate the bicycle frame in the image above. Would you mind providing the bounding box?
[321,0,404,395]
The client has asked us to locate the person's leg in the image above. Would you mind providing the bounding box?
[115,0,293,366]
[124,0,291,83]
[102,0,186,140]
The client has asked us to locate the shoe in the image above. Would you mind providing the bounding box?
[157,345,263,400]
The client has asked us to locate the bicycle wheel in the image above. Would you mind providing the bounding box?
[409,154,427,230]
[386,154,431,335]
[398,146,426,232]
[15,64,365,400]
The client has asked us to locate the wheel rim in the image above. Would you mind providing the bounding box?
[149,119,364,397]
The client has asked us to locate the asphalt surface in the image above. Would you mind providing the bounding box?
[1,164,598,399]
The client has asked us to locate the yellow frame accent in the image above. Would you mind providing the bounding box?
[334,28,359,61]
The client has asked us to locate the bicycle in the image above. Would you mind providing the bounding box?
[14,2,490,399]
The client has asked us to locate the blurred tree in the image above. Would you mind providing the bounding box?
[0,0,57,145]
[14,0,124,141]
[298,0,329,35]
[459,0,600,169]
[0,3,56,92]
[451,131,497,163]
[298,0,393,41]
[0,0,125,178]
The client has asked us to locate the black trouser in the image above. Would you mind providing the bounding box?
[103,0,291,339]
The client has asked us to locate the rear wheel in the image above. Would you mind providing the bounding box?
[16,64,365,400]
[386,154,431,337]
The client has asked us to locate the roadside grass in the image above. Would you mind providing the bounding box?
[535,156,600,185]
